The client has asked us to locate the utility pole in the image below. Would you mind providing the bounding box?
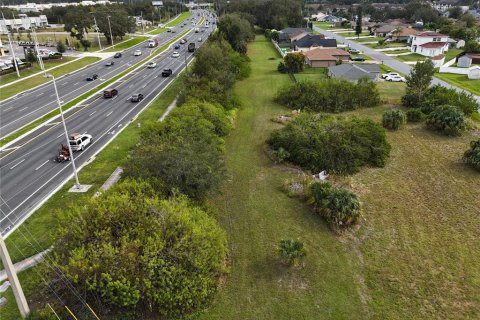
[2,11,20,77]
[91,14,102,50]
[0,235,30,318]
[141,11,145,34]
[107,15,114,48]
[31,26,46,77]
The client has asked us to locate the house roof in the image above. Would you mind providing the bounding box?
[328,63,380,80]
[392,28,418,37]
[466,53,480,59]
[420,42,447,48]
[417,31,446,37]
[294,35,337,48]
[375,24,398,33]
[304,48,350,61]
[458,55,472,61]
[280,27,311,36]
[431,55,444,60]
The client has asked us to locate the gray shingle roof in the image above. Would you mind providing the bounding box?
[294,35,337,48]
[328,64,380,81]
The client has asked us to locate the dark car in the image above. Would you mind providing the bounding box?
[130,93,144,102]
[103,88,118,98]
[162,69,173,77]
[105,61,115,66]
[188,43,195,52]
[351,57,366,62]
[174,44,181,49]
[86,74,98,81]
[114,52,122,58]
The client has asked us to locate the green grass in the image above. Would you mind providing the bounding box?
[434,72,480,96]
[336,31,370,37]
[149,27,167,35]
[0,57,75,85]
[395,53,426,62]
[102,36,149,52]
[295,65,328,82]
[312,21,337,29]
[0,76,185,320]
[366,42,410,49]
[351,53,373,61]
[197,35,366,320]
[385,49,411,54]
[0,57,100,101]
[166,11,193,27]
[352,37,384,43]
[443,48,463,62]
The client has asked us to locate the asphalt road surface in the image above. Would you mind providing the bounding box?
[313,26,480,103]
[0,13,204,139]
[0,9,215,235]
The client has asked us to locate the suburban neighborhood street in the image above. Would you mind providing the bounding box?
[313,25,480,103]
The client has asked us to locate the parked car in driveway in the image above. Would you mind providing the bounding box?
[134,50,142,56]
[69,133,92,152]
[105,61,115,66]
[385,75,406,82]
[351,57,366,62]
[86,74,98,81]
[130,93,144,102]
[348,48,360,54]
[381,72,400,79]
[162,69,173,77]
[172,51,180,58]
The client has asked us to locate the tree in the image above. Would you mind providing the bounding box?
[283,52,305,73]
[463,139,480,172]
[405,59,435,97]
[79,39,90,52]
[355,7,363,38]
[382,109,406,130]
[448,6,463,19]
[56,41,66,53]
[278,239,306,267]
[25,50,36,64]
[464,40,480,53]
[94,5,135,43]
[48,180,227,319]
[64,5,92,40]
[218,13,255,54]
[418,85,479,116]
[425,105,466,136]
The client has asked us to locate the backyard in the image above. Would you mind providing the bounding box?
[435,72,480,96]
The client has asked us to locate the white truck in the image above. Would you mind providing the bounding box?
[148,39,158,48]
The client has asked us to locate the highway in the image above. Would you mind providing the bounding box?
[0,9,215,235]
[0,13,200,139]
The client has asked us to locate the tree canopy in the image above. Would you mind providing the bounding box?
[218,13,255,54]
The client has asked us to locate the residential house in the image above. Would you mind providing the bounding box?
[324,15,341,23]
[410,31,449,57]
[304,48,350,67]
[278,27,312,44]
[466,53,480,64]
[374,24,398,37]
[311,12,327,22]
[328,63,381,81]
[468,66,480,80]
[390,27,418,42]
[293,35,337,52]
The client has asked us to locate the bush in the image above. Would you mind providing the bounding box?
[382,109,406,130]
[267,114,391,175]
[419,85,478,116]
[309,181,361,227]
[277,61,288,73]
[49,180,227,319]
[401,93,420,108]
[278,239,306,266]
[463,139,480,171]
[406,108,424,122]
[275,78,380,113]
[426,105,466,136]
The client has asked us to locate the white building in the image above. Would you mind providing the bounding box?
[410,31,449,57]
[0,14,49,34]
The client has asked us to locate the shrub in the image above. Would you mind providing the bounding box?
[401,93,420,108]
[463,139,480,171]
[277,61,288,73]
[278,239,306,266]
[267,114,391,175]
[426,105,466,136]
[406,108,424,122]
[419,85,478,116]
[283,52,305,73]
[272,147,290,163]
[309,181,361,227]
[382,109,406,130]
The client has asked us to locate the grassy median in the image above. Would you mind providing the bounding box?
[102,36,149,52]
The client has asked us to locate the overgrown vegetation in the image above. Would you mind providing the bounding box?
[278,239,306,267]
[463,139,480,171]
[426,105,466,136]
[382,109,406,130]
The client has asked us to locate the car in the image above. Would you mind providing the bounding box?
[147,62,157,68]
[114,52,122,58]
[171,29,176,33]
[381,72,399,79]
[351,57,366,62]
[172,51,180,58]
[385,75,406,82]
[162,69,173,77]
[86,74,98,81]
[348,48,360,54]
[174,44,181,49]
[180,38,187,44]
[198,38,202,42]
[69,133,93,152]
[134,50,142,56]
[105,61,115,66]
[130,93,144,102]
[103,88,118,98]
[167,29,172,32]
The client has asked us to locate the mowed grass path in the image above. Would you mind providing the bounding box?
[198,36,366,320]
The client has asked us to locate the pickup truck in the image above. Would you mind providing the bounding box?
[188,43,196,52]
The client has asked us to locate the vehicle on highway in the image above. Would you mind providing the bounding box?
[55,144,71,162]
[174,44,181,49]
[171,29,176,33]
[188,43,196,52]
[105,61,115,66]
[147,62,157,68]
[162,69,173,77]
[134,50,142,56]
[198,37,203,42]
[86,74,98,81]
[195,27,200,33]
[148,39,158,48]
[69,133,93,152]
[348,48,360,54]
[130,93,144,102]
[172,51,180,58]
[103,88,118,98]
[114,52,122,58]
[385,75,406,82]
[180,38,187,44]
[351,57,366,62]
[167,28,172,32]
[381,71,399,79]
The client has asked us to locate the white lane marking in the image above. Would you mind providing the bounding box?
[129,84,134,88]
[1,146,19,152]
[4,106,14,111]
[73,82,79,86]
[142,85,146,89]
[10,158,25,170]
[37,93,44,97]
[112,96,118,100]
[62,82,68,86]
[106,111,113,117]
[89,111,97,117]
[35,160,50,171]
[56,133,64,138]
[18,107,28,112]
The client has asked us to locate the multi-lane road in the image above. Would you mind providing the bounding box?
[0,9,215,235]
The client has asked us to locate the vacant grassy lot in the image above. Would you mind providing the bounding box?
[435,72,480,96]
[166,11,193,27]
[198,36,366,320]
[0,57,75,85]
[313,21,337,29]
[395,53,426,62]
[0,57,100,100]
[295,65,328,82]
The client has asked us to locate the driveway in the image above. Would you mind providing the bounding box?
[314,26,480,103]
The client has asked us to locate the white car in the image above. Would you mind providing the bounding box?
[381,72,400,79]
[172,51,180,58]
[198,38,203,42]
[147,62,157,68]
[134,50,142,56]
[385,75,406,82]
[69,133,93,152]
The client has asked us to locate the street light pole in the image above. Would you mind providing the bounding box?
[107,15,114,49]
[49,74,81,189]
[30,26,46,77]
[141,11,145,35]
[91,14,102,50]
[2,11,20,77]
